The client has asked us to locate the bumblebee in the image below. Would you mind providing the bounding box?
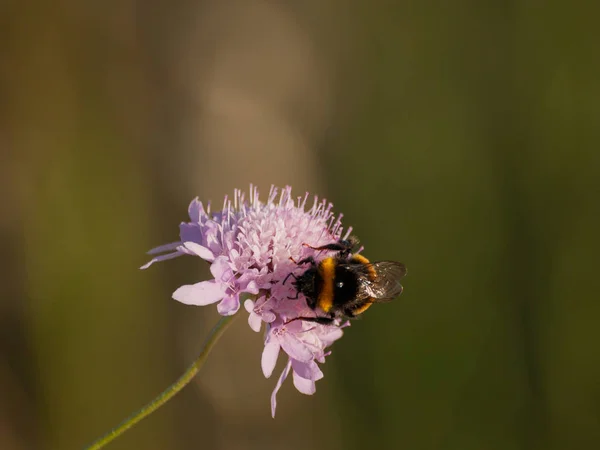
[286,237,407,325]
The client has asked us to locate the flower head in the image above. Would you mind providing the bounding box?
[143,185,353,416]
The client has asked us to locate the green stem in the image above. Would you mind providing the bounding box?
[84,314,237,450]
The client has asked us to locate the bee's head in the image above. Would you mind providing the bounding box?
[336,235,360,259]
[339,235,359,249]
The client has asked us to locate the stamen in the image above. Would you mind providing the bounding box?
[300,192,309,210]
[343,226,353,240]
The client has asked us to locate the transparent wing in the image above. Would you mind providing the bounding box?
[339,260,407,301]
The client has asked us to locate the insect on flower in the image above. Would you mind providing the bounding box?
[285,236,407,325]
[142,185,407,417]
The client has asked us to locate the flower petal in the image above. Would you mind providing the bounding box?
[271,359,292,418]
[243,280,259,295]
[293,370,316,395]
[262,310,276,323]
[147,241,181,255]
[179,223,202,244]
[248,312,262,332]
[280,332,314,363]
[291,359,324,381]
[210,256,232,279]
[172,280,226,305]
[217,294,240,316]
[317,325,345,346]
[188,197,203,222]
[244,299,255,313]
[261,338,280,378]
[182,241,214,261]
[140,251,182,269]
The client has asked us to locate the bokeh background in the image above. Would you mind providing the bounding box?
[2,1,599,449]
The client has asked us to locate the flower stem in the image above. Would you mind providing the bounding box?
[84,314,237,450]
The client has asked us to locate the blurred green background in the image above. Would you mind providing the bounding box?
[2,1,599,449]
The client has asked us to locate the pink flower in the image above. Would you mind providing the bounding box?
[142,185,353,416]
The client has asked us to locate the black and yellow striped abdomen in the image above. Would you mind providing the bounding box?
[316,257,336,312]
[315,254,377,316]
[346,254,377,316]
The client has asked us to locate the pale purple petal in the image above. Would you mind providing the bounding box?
[187,197,203,222]
[292,371,316,395]
[283,319,306,334]
[317,325,345,346]
[291,359,324,381]
[279,332,314,363]
[210,256,232,279]
[244,299,255,313]
[147,241,181,255]
[316,352,330,364]
[245,297,268,331]
[182,241,215,261]
[242,280,259,295]
[217,294,240,316]
[271,359,292,418]
[237,269,258,287]
[261,339,280,378]
[172,281,227,305]
[140,251,182,269]
[179,223,202,243]
[262,310,276,323]
[248,313,262,332]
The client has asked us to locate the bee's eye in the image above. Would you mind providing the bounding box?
[336,281,344,288]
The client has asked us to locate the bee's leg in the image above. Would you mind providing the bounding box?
[303,241,356,259]
[287,290,300,300]
[282,272,298,285]
[285,316,336,326]
[303,242,348,252]
[293,256,316,266]
[303,236,359,256]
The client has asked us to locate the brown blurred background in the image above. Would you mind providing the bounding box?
[1,1,599,449]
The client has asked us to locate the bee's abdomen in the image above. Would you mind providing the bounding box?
[350,254,377,281]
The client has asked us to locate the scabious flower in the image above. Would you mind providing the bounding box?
[142,185,353,417]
